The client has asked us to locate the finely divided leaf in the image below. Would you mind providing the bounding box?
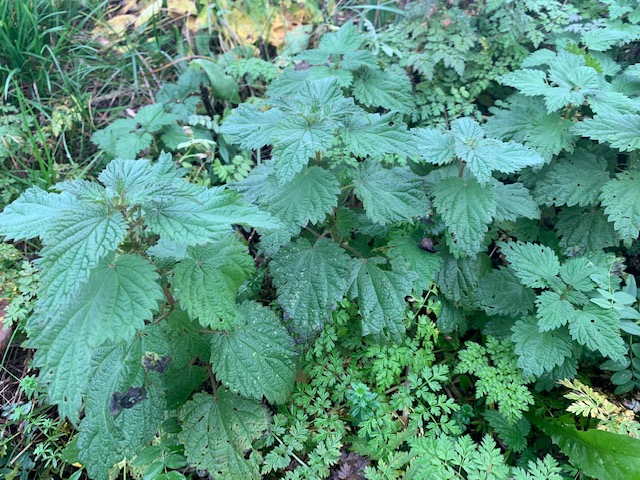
[349,260,414,342]
[78,341,165,480]
[353,161,429,226]
[599,171,640,244]
[512,316,573,377]
[432,177,495,258]
[498,241,561,288]
[179,391,269,479]
[0,187,76,241]
[172,237,255,330]
[210,301,297,404]
[28,254,163,424]
[270,238,354,340]
[569,305,626,361]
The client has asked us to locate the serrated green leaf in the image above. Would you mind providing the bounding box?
[78,341,165,480]
[28,254,162,424]
[37,205,128,311]
[536,291,579,331]
[512,317,573,377]
[534,153,610,207]
[484,410,530,452]
[387,235,443,292]
[435,252,492,305]
[570,305,626,360]
[210,301,297,404]
[502,69,551,96]
[414,127,456,165]
[492,181,540,222]
[260,166,340,227]
[172,237,255,329]
[220,104,285,150]
[353,161,429,226]
[270,238,354,340]
[477,268,535,317]
[144,186,275,245]
[498,241,561,288]
[531,417,640,480]
[179,391,269,479]
[556,207,620,252]
[340,113,418,158]
[318,21,363,54]
[432,177,495,258]
[599,171,640,244]
[349,260,414,342]
[572,112,640,151]
[0,187,77,241]
[352,66,414,113]
[559,257,599,292]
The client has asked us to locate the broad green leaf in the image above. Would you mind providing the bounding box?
[483,410,530,453]
[432,177,495,258]
[536,291,579,331]
[220,104,285,150]
[37,205,128,311]
[353,161,430,226]
[172,237,255,329]
[340,113,418,158]
[572,112,640,152]
[179,391,269,479]
[55,179,108,202]
[210,301,297,404]
[270,238,354,340]
[477,268,535,317]
[502,69,551,97]
[485,94,575,159]
[498,241,561,288]
[569,305,626,361]
[387,235,443,292]
[144,186,275,245]
[272,115,336,184]
[556,207,619,252]
[28,254,163,424]
[0,187,76,241]
[559,257,599,293]
[260,166,340,227]
[435,252,492,305]
[414,127,456,165]
[318,21,364,54]
[349,260,415,342]
[192,58,238,101]
[352,66,414,113]
[599,171,640,244]
[512,317,573,377]
[78,341,165,480]
[492,181,540,222]
[530,417,640,480]
[534,153,610,207]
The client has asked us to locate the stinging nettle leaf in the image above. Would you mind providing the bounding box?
[432,177,495,258]
[353,160,430,226]
[172,236,255,330]
[556,207,619,252]
[179,391,269,479]
[536,291,579,331]
[414,127,456,165]
[512,316,573,377]
[340,113,419,158]
[569,305,627,361]
[477,268,535,317]
[498,241,561,288]
[599,171,640,245]
[349,260,415,343]
[352,66,414,113]
[219,104,284,150]
[572,112,640,152]
[28,254,163,424]
[270,238,355,340]
[210,301,298,404]
[492,181,540,222]
[0,186,77,241]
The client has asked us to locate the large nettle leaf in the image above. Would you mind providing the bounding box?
[270,238,355,340]
[172,236,255,330]
[78,340,165,480]
[210,301,298,404]
[179,391,269,479]
[27,254,163,424]
[599,171,640,245]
